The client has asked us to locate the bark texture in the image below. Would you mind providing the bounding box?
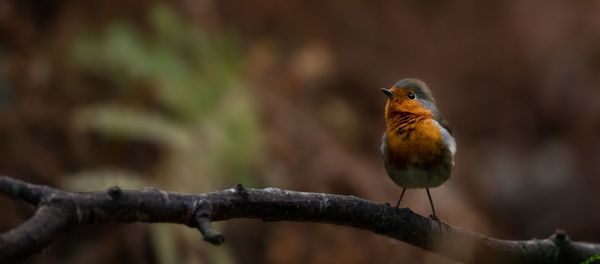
[0,176,598,263]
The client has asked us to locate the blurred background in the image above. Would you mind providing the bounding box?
[1,1,600,263]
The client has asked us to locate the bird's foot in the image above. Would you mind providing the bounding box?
[428,214,440,222]
[428,214,444,232]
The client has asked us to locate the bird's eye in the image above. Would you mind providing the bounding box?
[407,92,416,100]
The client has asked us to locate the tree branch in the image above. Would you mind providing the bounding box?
[0,176,597,263]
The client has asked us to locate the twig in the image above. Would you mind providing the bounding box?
[0,175,598,263]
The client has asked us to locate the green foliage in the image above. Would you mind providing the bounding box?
[73,3,242,121]
[67,4,262,263]
[70,3,262,187]
[74,104,191,147]
[583,253,600,264]
[62,169,146,192]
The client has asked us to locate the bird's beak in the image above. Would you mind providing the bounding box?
[381,88,394,99]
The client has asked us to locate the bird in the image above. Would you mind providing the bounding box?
[380,78,456,219]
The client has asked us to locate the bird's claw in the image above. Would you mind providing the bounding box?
[429,215,444,232]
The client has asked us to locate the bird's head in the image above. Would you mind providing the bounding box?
[381,78,438,121]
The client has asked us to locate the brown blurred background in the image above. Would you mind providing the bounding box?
[1,1,600,263]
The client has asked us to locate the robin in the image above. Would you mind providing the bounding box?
[380,78,456,219]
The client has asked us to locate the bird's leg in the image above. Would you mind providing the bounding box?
[395,188,407,208]
[425,188,438,220]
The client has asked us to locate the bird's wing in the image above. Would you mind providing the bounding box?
[380,133,388,155]
[438,118,453,135]
[431,108,453,135]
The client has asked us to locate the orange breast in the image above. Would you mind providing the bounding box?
[385,118,443,168]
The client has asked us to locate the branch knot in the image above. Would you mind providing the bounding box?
[192,200,224,245]
[107,186,122,200]
[235,184,248,200]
